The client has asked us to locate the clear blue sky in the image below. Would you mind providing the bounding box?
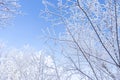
[0,0,63,50]
[0,0,104,50]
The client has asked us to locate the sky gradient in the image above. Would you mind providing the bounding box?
[0,0,60,50]
[0,0,105,50]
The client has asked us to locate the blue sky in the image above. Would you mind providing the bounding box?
[0,0,104,50]
[0,0,63,50]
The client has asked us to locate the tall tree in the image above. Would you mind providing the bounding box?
[0,43,63,80]
[42,0,120,80]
